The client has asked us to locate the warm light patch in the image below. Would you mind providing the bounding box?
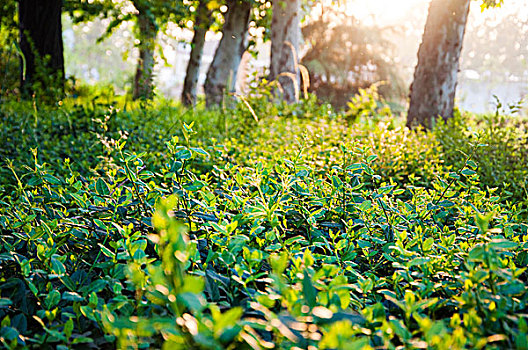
[346,0,430,23]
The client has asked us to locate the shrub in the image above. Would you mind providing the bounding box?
[434,107,528,210]
[0,95,527,349]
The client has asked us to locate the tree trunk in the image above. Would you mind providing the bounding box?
[19,0,64,97]
[133,8,157,100]
[269,0,301,104]
[406,0,470,129]
[204,0,251,107]
[182,1,211,106]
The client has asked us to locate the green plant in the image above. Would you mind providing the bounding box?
[0,92,527,349]
[434,103,528,210]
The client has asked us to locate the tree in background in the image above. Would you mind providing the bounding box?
[0,1,19,96]
[68,0,185,100]
[301,7,404,109]
[204,0,252,107]
[125,0,185,100]
[18,0,65,98]
[181,0,218,106]
[131,2,158,100]
[407,0,504,128]
[269,0,301,104]
[406,0,471,128]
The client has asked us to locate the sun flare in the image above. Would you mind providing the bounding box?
[345,0,430,23]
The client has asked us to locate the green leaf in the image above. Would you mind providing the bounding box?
[95,178,110,196]
[437,200,455,207]
[302,270,317,308]
[174,148,192,160]
[94,219,107,230]
[178,292,206,312]
[358,200,372,211]
[422,237,434,252]
[83,279,107,294]
[63,291,84,302]
[0,298,13,307]
[461,169,476,176]
[469,245,485,261]
[0,326,19,342]
[64,318,74,339]
[42,174,62,185]
[190,147,210,157]
[51,257,66,276]
[475,211,493,233]
[71,337,94,344]
[346,163,362,171]
[489,239,517,250]
[213,307,243,336]
[27,176,42,186]
[270,252,288,274]
[332,175,343,188]
[14,41,26,80]
[60,276,77,291]
[184,180,205,192]
[69,192,87,208]
[408,257,430,267]
[378,185,394,195]
[89,292,99,308]
[26,280,38,296]
[499,281,524,295]
[390,319,412,341]
[45,290,61,309]
[467,160,477,168]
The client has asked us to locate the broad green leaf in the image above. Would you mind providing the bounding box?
[95,178,110,196]
[422,237,434,251]
[42,174,62,185]
[51,257,66,275]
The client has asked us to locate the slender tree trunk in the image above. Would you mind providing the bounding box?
[204,0,251,107]
[269,0,301,104]
[407,0,471,129]
[182,1,211,106]
[19,0,64,97]
[133,8,157,100]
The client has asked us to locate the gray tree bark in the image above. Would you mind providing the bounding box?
[407,0,471,129]
[269,0,301,104]
[204,0,251,107]
[133,8,157,100]
[182,1,211,106]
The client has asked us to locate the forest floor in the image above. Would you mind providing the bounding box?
[0,95,527,349]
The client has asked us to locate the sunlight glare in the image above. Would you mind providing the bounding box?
[346,0,430,24]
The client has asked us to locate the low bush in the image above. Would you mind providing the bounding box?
[435,108,528,211]
[0,95,527,349]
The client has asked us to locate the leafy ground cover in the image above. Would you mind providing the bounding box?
[0,95,527,349]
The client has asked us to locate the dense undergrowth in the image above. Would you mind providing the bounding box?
[0,94,527,349]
